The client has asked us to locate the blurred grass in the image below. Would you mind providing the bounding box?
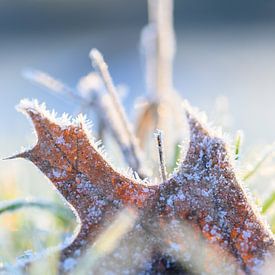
[262,192,275,214]
[0,204,75,262]
[0,170,76,266]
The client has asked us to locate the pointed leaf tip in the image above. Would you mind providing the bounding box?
[3,152,29,161]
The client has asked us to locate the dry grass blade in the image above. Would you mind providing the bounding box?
[90,49,145,177]
[155,129,167,181]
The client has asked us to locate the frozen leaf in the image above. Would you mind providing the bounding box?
[10,99,275,274]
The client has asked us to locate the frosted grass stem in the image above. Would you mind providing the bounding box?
[89,49,144,175]
[155,129,167,181]
[23,69,82,102]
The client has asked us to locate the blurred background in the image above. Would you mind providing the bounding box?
[1,0,275,153]
[1,0,275,267]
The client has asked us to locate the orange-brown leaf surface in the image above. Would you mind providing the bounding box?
[12,99,158,273]
[12,99,275,274]
[157,111,275,273]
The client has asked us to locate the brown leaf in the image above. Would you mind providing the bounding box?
[11,99,275,274]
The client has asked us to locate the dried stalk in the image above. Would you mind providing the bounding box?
[89,49,145,176]
[155,0,175,98]
[137,0,182,169]
[155,129,167,181]
[142,0,175,99]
